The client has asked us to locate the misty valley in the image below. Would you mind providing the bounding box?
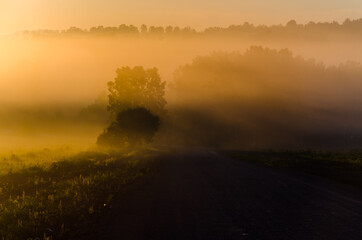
[0,21,361,239]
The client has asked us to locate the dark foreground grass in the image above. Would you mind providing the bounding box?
[226,150,362,188]
[0,149,158,240]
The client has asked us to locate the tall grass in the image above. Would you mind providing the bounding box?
[0,148,154,239]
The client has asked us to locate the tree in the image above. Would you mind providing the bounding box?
[149,26,164,34]
[165,26,174,34]
[97,107,160,148]
[140,24,148,34]
[286,20,298,28]
[107,66,166,117]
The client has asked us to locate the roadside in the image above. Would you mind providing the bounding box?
[225,150,362,189]
[0,148,161,240]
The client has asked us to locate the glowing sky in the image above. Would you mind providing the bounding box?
[0,0,361,33]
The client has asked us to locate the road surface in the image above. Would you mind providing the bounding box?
[72,149,362,240]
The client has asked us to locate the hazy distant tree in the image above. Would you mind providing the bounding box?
[128,25,139,33]
[165,26,174,34]
[118,24,139,34]
[107,66,166,117]
[149,26,164,34]
[286,20,298,28]
[103,26,118,35]
[66,27,84,35]
[181,26,196,35]
[140,24,148,34]
[306,21,316,27]
[97,107,160,148]
[343,18,352,26]
[90,25,105,34]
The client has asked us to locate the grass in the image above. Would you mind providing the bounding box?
[0,147,158,240]
[0,147,80,176]
[226,150,362,188]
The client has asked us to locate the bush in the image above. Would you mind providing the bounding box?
[97,107,160,148]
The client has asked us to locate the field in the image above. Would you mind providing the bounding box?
[0,147,361,239]
[0,147,159,240]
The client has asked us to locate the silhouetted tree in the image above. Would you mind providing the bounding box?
[97,107,160,148]
[107,66,166,117]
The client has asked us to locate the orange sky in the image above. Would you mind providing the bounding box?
[0,0,362,33]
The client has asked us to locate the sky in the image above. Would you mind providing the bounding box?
[0,0,361,33]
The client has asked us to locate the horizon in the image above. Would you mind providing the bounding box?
[2,18,362,35]
[1,0,362,34]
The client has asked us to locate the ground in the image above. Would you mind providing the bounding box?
[69,148,362,240]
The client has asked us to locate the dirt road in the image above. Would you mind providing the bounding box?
[73,149,362,240]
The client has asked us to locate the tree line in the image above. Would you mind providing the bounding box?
[19,18,362,40]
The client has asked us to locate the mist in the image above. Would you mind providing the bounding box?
[164,47,362,149]
[1,22,362,149]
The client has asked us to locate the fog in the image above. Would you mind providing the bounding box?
[1,23,362,149]
[165,48,362,149]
